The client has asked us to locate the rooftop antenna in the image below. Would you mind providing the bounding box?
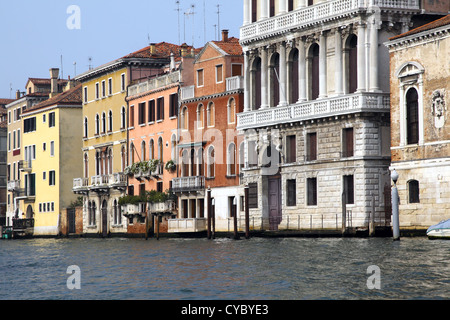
[88,57,93,70]
[213,24,217,41]
[184,4,195,47]
[73,61,77,77]
[60,55,64,79]
[203,0,206,44]
[10,83,12,99]
[175,1,181,45]
[216,4,221,41]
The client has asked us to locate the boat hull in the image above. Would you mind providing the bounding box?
[427,219,450,239]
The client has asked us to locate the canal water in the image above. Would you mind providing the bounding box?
[0,237,449,300]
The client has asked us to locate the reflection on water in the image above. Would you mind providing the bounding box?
[0,237,449,300]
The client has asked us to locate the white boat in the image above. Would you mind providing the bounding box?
[427,219,450,239]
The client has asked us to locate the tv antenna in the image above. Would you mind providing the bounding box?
[175,1,181,45]
[184,4,196,47]
[216,4,221,41]
[73,62,77,77]
[88,57,93,70]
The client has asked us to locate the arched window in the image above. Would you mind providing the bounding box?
[171,134,177,160]
[102,112,106,133]
[269,52,280,107]
[130,143,135,165]
[289,48,299,104]
[239,142,245,172]
[346,35,358,94]
[113,199,120,225]
[141,141,146,161]
[227,143,236,176]
[149,139,154,160]
[408,180,420,203]
[121,106,126,129]
[190,149,197,176]
[95,151,101,175]
[84,153,89,178]
[108,110,113,132]
[84,117,88,138]
[95,114,100,135]
[181,106,188,130]
[121,146,126,172]
[251,57,262,110]
[406,88,419,145]
[207,102,215,127]
[197,104,204,128]
[228,98,236,124]
[308,44,320,100]
[107,148,113,175]
[197,148,204,176]
[182,150,189,177]
[158,137,163,161]
[207,146,215,178]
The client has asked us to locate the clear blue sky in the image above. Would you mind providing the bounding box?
[0,0,243,98]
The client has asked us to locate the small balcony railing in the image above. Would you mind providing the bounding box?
[172,176,205,193]
[7,180,20,192]
[226,76,244,91]
[128,71,181,97]
[73,173,127,193]
[168,218,207,233]
[18,160,32,172]
[180,85,195,101]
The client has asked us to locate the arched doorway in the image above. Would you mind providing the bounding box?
[26,205,33,219]
[101,200,108,238]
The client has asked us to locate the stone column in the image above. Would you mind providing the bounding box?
[279,0,287,14]
[297,0,307,9]
[243,0,251,25]
[357,22,366,92]
[369,20,380,92]
[279,42,288,106]
[244,50,251,112]
[298,38,307,102]
[261,46,269,109]
[319,32,327,99]
[261,0,268,19]
[335,28,344,95]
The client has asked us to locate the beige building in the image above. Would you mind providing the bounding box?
[386,15,450,233]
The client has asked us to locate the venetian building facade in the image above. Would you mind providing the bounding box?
[237,0,435,232]
[386,15,450,232]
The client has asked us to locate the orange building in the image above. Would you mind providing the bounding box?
[170,31,245,233]
[125,43,197,235]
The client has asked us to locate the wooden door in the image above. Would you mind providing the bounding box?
[268,177,282,231]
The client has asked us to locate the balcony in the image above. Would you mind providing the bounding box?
[18,160,32,172]
[237,92,389,130]
[168,218,207,233]
[7,180,20,192]
[128,71,181,97]
[172,176,205,193]
[226,76,244,91]
[15,188,35,202]
[149,200,177,214]
[180,85,195,101]
[240,0,420,43]
[73,173,127,194]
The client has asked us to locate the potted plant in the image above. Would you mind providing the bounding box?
[165,159,176,173]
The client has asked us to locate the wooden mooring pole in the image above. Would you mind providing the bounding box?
[245,185,250,239]
[207,188,212,240]
[342,192,347,235]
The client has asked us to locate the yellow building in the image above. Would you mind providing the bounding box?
[73,45,173,237]
[19,81,82,236]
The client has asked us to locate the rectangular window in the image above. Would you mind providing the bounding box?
[43,114,46,123]
[39,203,42,212]
[286,135,296,163]
[49,112,55,128]
[101,80,106,97]
[138,102,146,125]
[343,175,354,205]
[121,74,126,91]
[13,131,16,150]
[197,69,204,87]
[247,140,258,167]
[95,83,99,99]
[50,141,55,157]
[216,65,223,83]
[84,87,88,103]
[248,183,258,209]
[287,179,296,206]
[24,117,36,133]
[129,105,135,127]
[342,128,354,157]
[43,171,46,180]
[17,129,20,149]
[49,170,56,186]
[307,178,317,206]
[232,64,243,77]
[8,133,10,152]
[157,97,164,121]
[108,78,113,95]
[306,132,317,161]
[169,94,178,118]
[157,181,163,193]
[148,100,155,122]
[43,142,46,151]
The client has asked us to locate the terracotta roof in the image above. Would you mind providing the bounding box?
[24,84,82,114]
[390,15,450,41]
[122,42,200,60]
[211,37,242,55]
[0,99,15,106]
[26,78,69,87]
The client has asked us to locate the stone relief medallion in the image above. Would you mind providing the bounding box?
[431,89,446,128]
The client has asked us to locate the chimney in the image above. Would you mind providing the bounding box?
[180,43,188,57]
[222,29,229,42]
[16,90,21,99]
[49,68,60,98]
[149,43,156,55]
[170,53,176,71]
